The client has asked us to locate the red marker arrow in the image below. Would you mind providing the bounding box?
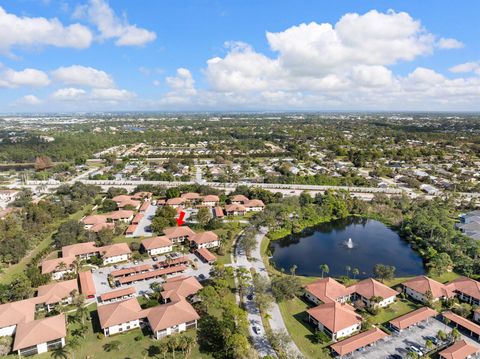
[176,211,186,226]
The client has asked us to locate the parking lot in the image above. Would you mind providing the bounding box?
[359,318,480,358]
[90,252,212,299]
[132,204,157,237]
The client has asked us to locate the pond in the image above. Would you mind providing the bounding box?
[269,217,425,278]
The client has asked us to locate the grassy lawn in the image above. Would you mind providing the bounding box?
[369,299,422,325]
[0,204,93,284]
[7,306,212,359]
[278,296,331,359]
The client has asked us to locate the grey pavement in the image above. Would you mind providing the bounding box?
[361,318,480,359]
[91,252,212,302]
[233,232,277,358]
[132,203,157,237]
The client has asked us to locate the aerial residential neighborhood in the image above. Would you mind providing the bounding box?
[1,1,480,359]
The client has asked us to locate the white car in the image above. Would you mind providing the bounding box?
[253,325,263,335]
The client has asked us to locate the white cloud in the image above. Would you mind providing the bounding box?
[51,87,86,101]
[0,6,92,54]
[266,10,434,76]
[19,95,42,105]
[159,68,197,105]
[449,61,480,75]
[51,65,115,88]
[75,0,156,46]
[437,37,464,49]
[91,88,136,101]
[0,67,50,88]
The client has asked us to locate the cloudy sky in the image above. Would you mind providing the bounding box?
[1,0,480,112]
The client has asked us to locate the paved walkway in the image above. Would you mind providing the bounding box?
[233,227,304,358]
[252,228,303,358]
[233,232,276,358]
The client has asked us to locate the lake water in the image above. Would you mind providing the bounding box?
[269,217,425,278]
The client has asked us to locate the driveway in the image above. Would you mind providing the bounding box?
[133,204,157,237]
[91,252,212,300]
[360,318,480,358]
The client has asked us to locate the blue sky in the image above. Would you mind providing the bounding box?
[1,0,480,111]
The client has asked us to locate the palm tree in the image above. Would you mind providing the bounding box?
[290,264,297,277]
[450,327,461,342]
[103,340,121,352]
[352,268,360,279]
[425,339,434,352]
[184,335,195,357]
[406,351,419,359]
[345,265,351,278]
[51,346,69,359]
[67,336,81,359]
[444,317,451,331]
[158,342,169,359]
[167,335,179,359]
[178,335,189,356]
[319,264,329,278]
[75,305,89,325]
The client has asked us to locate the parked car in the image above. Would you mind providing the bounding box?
[409,345,423,357]
[247,294,254,300]
[152,256,158,261]
[253,325,263,335]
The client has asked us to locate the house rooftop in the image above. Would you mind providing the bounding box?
[62,241,98,258]
[144,299,200,332]
[403,276,454,299]
[305,277,348,304]
[41,256,76,275]
[389,307,437,330]
[348,278,398,300]
[161,276,203,302]
[307,302,361,333]
[0,298,36,329]
[141,236,172,250]
[99,243,131,258]
[37,279,79,305]
[13,314,67,351]
[330,327,388,356]
[163,226,195,238]
[97,298,143,328]
[439,339,479,359]
[189,231,218,244]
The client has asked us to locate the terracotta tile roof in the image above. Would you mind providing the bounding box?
[107,210,134,220]
[161,276,203,302]
[37,279,79,305]
[157,256,190,268]
[307,302,362,333]
[132,192,152,200]
[112,195,141,209]
[244,199,265,208]
[100,287,136,302]
[348,278,398,300]
[213,206,224,217]
[140,201,150,211]
[116,265,187,285]
[141,236,172,250]
[132,213,144,224]
[83,214,107,225]
[305,277,348,304]
[97,298,143,328]
[99,243,131,258]
[41,256,76,275]
[163,226,195,239]
[144,299,200,332]
[166,197,185,206]
[330,327,389,356]
[225,203,246,213]
[442,311,480,336]
[126,224,137,234]
[62,241,98,258]
[196,248,217,263]
[0,299,36,328]
[230,194,249,203]
[389,307,437,330]
[403,276,454,299]
[181,192,201,200]
[110,264,153,278]
[189,231,219,245]
[79,270,96,297]
[202,195,219,202]
[447,276,480,302]
[90,222,115,233]
[439,339,479,359]
[13,314,67,351]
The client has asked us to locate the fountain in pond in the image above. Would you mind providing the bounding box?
[345,237,354,249]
